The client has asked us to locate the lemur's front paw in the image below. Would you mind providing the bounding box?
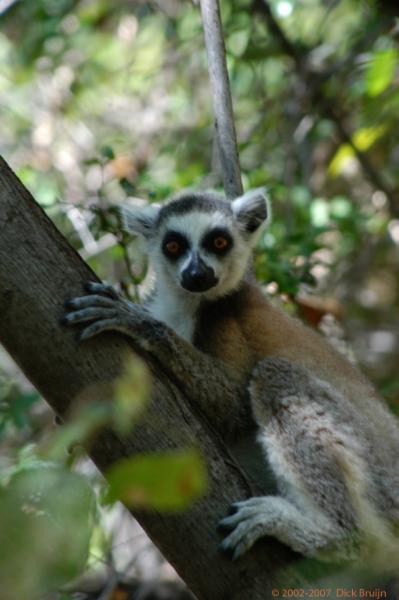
[218,498,273,560]
[62,281,150,343]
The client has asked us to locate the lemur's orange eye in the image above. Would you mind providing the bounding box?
[166,241,180,254]
[213,237,228,250]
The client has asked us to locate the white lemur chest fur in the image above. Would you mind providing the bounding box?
[146,283,200,342]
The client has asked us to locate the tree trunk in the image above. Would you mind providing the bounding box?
[0,156,301,599]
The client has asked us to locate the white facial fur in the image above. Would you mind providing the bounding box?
[150,210,254,301]
[119,189,270,339]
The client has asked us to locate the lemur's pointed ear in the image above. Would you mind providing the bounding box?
[232,188,271,234]
[118,202,160,238]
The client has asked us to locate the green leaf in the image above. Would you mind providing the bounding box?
[365,49,398,97]
[100,145,115,160]
[105,449,207,511]
[43,401,111,462]
[227,29,250,57]
[310,198,329,227]
[352,125,386,151]
[0,466,95,598]
[330,196,352,219]
[328,126,386,177]
[119,177,136,195]
[8,393,40,429]
[113,354,151,435]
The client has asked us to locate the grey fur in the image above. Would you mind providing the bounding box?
[244,358,399,564]
[157,191,233,224]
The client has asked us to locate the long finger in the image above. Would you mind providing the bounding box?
[65,295,116,310]
[62,307,116,325]
[84,281,119,299]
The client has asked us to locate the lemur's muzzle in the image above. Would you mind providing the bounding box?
[181,254,218,293]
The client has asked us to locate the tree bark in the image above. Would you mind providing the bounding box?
[0,156,301,597]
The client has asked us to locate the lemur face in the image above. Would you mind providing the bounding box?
[120,189,270,299]
[158,209,238,295]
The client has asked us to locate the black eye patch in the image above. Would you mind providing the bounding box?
[202,228,233,256]
[162,231,189,260]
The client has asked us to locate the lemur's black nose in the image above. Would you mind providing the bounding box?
[181,254,218,293]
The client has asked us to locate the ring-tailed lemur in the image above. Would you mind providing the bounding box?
[63,189,399,566]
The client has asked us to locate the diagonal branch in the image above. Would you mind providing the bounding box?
[0,155,301,598]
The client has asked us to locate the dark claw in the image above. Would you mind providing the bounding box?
[218,514,238,532]
[218,541,234,559]
[232,548,241,562]
[84,281,99,292]
[217,522,234,533]
[78,321,105,341]
[84,281,118,299]
[217,520,228,533]
[228,504,239,516]
[61,312,82,325]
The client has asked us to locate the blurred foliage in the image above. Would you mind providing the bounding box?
[0,462,95,599]
[105,449,207,511]
[0,372,41,439]
[0,351,206,597]
[1,0,399,595]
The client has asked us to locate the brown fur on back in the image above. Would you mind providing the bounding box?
[194,281,374,407]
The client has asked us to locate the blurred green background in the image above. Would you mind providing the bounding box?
[0,0,399,597]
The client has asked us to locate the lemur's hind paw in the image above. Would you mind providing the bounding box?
[218,498,272,560]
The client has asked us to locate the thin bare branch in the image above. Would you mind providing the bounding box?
[200,0,243,199]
